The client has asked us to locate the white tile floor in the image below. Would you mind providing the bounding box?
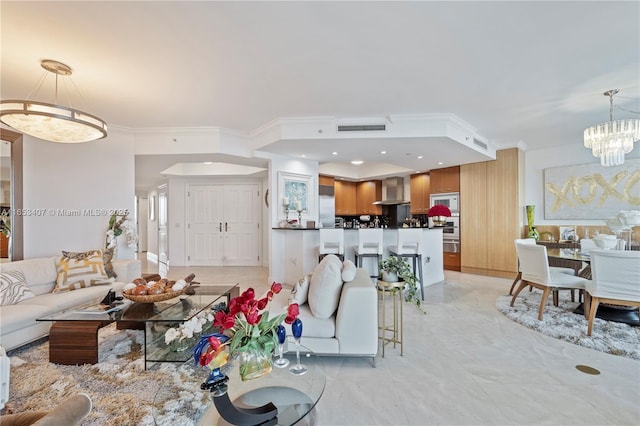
[142,257,640,425]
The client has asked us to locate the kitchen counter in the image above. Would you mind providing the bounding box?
[271,227,444,287]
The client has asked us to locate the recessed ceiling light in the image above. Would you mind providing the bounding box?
[438,162,444,165]
[203,161,213,165]
[351,160,364,165]
[332,151,338,155]
[380,151,387,154]
[301,154,306,158]
[417,156,423,159]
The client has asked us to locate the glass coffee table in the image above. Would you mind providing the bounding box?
[36,283,239,369]
[153,348,325,426]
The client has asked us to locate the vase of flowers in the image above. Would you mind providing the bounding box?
[427,204,452,226]
[194,283,299,382]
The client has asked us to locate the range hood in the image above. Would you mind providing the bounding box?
[373,177,410,205]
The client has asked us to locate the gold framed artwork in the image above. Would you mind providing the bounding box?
[543,158,640,219]
[559,226,576,242]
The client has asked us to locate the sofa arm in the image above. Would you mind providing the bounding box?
[335,268,378,355]
[112,259,142,283]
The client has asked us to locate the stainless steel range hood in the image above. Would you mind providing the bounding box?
[373,177,410,205]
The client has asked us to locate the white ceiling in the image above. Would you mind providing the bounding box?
[2,1,639,191]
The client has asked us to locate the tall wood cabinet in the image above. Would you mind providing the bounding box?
[429,166,460,194]
[356,180,382,215]
[335,180,357,215]
[460,148,521,277]
[410,173,430,214]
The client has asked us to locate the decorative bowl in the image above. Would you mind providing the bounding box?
[593,235,618,250]
[122,288,187,303]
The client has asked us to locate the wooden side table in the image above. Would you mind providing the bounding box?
[377,280,405,357]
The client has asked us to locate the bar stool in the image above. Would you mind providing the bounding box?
[318,228,345,262]
[354,228,384,278]
[387,229,424,300]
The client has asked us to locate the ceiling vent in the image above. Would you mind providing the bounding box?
[337,124,386,132]
[473,138,488,150]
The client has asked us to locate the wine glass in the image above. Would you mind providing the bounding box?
[274,324,289,368]
[289,318,307,375]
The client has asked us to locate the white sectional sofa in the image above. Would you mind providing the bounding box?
[0,256,141,351]
[271,254,378,363]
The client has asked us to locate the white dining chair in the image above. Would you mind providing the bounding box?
[510,242,589,320]
[509,238,575,295]
[585,249,640,336]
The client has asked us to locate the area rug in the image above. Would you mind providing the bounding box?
[5,325,211,425]
[496,290,640,361]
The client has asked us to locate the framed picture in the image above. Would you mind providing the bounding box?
[559,226,576,242]
[277,171,316,221]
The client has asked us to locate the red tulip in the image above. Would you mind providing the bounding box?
[285,314,296,324]
[257,297,268,310]
[208,336,221,351]
[271,282,283,294]
[287,303,299,317]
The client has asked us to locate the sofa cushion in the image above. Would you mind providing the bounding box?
[341,259,357,282]
[291,274,311,305]
[55,250,111,293]
[0,270,35,306]
[308,254,343,319]
[0,257,57,296]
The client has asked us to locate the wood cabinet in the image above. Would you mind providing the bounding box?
[335,180,357,215]
[443,252,461,271]
[460,148,521,277]
[410,173,430,214]
[429,166,460,194]
[356,180,382,215]
[319,175,335,187]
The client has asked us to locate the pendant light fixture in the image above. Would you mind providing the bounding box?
[583,89,639,167]
[0,60,107,143]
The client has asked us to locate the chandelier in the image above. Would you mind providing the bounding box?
[583,89,639,167]
[0,60,107,143]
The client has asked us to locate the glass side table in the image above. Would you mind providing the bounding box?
[377,280,405,357]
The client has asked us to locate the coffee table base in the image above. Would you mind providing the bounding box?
[49,320,110,365]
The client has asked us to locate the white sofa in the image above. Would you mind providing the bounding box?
[0,256,141,351]
[271,255,378,364]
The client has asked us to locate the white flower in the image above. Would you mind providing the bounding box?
[165,327,180,344]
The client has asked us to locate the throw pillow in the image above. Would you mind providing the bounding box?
[0,270,35,306]
[341,259,357,282]
[308,254,344,319]
[291,274,311,305]
[55,249,111,293]
[102,247,117,279]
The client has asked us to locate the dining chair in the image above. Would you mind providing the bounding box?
[584,249,640,336]
[387,229,424,300]
[510,242,588,320]
[354,228,384,278]
[318,228,345,262]
[509,238,575,295]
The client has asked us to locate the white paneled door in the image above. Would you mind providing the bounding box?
[187,184,260,266]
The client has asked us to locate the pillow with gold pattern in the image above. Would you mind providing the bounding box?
[55,249,111,292]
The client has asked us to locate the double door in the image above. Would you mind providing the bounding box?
[186,184,260,266]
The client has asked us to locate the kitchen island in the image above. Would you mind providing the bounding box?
[271,227,444,289]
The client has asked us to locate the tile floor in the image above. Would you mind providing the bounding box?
[142,257,640,425]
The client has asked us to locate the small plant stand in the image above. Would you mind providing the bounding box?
[377,280,405,357]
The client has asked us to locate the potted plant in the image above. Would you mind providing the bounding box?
[379,256,425,313]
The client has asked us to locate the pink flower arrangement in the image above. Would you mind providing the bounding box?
[196,282,299,366]
[427,204,452,217]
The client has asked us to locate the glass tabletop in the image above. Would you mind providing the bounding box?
[546,248,591,262]
[153,348,326,426]
[35,283,239,323]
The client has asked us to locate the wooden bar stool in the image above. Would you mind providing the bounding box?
[354,228,383,278]
[387,229,424,300]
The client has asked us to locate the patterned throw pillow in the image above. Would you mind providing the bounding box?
[55,249,111,292]
[0,270,35,306]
